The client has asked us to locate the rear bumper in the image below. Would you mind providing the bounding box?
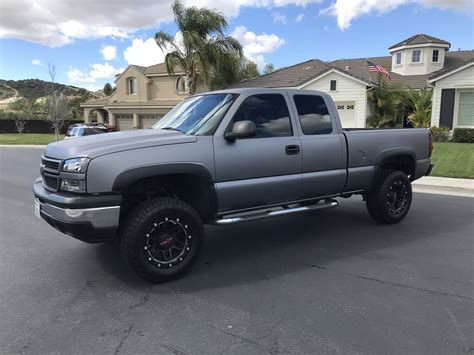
[414,159,433,180]
[33,178,121,243]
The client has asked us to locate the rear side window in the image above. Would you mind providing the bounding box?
[232,94,292,138]
[293,95,332,135]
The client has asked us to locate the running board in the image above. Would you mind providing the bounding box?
[210,199,338,226]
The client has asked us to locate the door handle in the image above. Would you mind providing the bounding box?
[285,145,300,155]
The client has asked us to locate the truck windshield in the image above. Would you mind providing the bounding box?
[153,93,237,135]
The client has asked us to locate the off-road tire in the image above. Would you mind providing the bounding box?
[366,170,412,224]
[120,197,204,283]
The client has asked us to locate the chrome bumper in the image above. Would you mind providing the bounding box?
[36,198,120,229]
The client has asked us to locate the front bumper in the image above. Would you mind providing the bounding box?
[33,178,121,243]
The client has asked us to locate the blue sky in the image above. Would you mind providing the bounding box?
[0,0,472,91]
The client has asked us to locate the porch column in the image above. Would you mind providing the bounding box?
[108,111,116,127]
[133,113,140,129]
[83,108,92,123]
[96,110,105,124]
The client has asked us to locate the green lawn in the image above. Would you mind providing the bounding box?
[0,133,64,145]
[431,142,473,179]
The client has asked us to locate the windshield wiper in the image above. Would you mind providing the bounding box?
[161,126,187,134]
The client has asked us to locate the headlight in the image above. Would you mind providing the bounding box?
[62,158,90,173]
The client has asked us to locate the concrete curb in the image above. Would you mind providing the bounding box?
[0,145,46,149]
[413,177,474,198]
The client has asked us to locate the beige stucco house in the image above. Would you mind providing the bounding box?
[81,63,206,130]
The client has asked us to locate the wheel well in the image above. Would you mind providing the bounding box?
[120,174,217,221]
[373,154,416,188]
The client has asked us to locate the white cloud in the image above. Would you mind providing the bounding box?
[295,13,304,22]
[231,26,285,70]
[272,12,288,24]
[123,37,170,67]
[0,0,323,47]
[321,0,472,30]
[67,63,123,89]
[89,62,123,79]
[67,68,95,84]
[32,59,43,66]
[101,45,117,61]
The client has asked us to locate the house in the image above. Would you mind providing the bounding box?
[81,63,206,130]
[231,34,474,129]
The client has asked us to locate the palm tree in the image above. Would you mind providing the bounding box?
[401,87,432,128]
[367,74,403,128]
[155,1,243,94]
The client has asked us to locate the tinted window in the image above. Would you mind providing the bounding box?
[293,95,332,135]
[232,94,292,138]
[330,80,337,91]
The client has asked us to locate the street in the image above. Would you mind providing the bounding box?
[0,147,473,354]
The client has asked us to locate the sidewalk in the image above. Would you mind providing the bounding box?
[412,176,474,198]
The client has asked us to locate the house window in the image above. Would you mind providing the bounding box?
[337,105,345,110]
[412,50,422,63]
[330,80,337,91]
[457,91,474,127]
[176,76,189,94]
[396,52,402,65]
[432,50,439,63]
[127,77,137,95]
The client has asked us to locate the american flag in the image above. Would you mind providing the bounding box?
[367,61,391,80]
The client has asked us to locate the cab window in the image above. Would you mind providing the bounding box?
[232,94,292,138]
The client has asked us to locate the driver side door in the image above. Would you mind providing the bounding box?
[213,93,303,213]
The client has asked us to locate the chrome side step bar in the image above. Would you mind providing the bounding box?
[210,199,338,226]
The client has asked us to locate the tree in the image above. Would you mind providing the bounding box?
[263,63,275,75]
[44,63,68,140]
[103,83,113,96]
[155,0,243,94]
[400,86,432,128]
[367,74,403,128]
[210,56,260,90]
[68,89,91,119]
[8,98,37,134]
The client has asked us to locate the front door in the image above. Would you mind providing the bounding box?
[213,93,302,213]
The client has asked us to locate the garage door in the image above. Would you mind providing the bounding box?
[139,114,162,129]
[115,114,134,131]
[335,101,356,128]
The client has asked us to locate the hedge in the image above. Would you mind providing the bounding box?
[0,119,83,134]
[451,128,474,143]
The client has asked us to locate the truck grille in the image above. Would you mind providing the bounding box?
[42,157,61,173]
[41,156,62,191]
[43,175,59,190]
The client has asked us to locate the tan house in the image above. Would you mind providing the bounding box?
[81,63,206,130]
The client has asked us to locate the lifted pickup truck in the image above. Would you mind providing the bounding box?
[34,88,433,282]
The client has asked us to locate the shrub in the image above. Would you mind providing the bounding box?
[452,128,474,143]
[430,126,450,142]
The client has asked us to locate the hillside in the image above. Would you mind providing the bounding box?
[0,79,97,101]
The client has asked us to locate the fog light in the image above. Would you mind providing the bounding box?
[61,179,81,192]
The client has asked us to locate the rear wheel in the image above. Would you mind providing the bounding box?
[120,197,204,283]
[366,170,412,224]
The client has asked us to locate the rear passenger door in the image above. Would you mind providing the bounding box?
[291,94,346,198]
[213,93,303,213]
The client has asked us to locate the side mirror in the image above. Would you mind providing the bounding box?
[225,120,256,140]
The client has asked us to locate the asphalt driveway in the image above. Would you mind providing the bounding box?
[0,147,473,354]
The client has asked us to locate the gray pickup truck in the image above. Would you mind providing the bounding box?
[33,88,433,282]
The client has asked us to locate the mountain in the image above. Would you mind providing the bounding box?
[0,79,98,101]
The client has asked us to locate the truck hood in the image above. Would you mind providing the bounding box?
[44,129,197,160]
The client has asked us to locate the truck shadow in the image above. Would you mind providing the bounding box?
[94,194,460,290]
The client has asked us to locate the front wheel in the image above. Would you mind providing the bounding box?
[366,170,412,224]
[120,197,204,283]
